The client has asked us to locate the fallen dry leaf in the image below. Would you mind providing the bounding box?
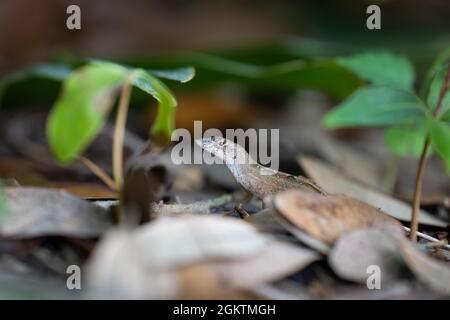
[329,229,405,283]
[397,236,450,296]
[1,187,113,238]
[86,215,319,299]
[208,240,318,289]
[329,228,450,297]
[318,137,384,189]
[46,181,116,199]
[273,190,403,246]
[299,156,447,228]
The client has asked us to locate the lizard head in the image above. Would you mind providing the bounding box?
[196,136,229,161]
[196,136,257,165]
[196,136,240,163]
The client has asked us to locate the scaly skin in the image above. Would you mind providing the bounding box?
[197,136,326,199]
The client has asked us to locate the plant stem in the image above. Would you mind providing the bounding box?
[113,75,133,191]
[79,156,116,191]
[410,67,450,242]
[410,138,430,242]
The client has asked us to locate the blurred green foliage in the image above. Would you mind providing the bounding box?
[46,61,193,164]
[324,50,450,172]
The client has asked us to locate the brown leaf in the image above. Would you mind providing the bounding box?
[273,190,403,246]
[46,181,116,199]
[318,137,384,189]
[329,228,450,297]
[1,187,113,238]
[397,236,450,296]
[329,229,404,283]
[208,241,319,289]
[299,156,447,228]
[85,215,318,299]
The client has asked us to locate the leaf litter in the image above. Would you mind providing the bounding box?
[1,130,450,299]
[85,215,319,299]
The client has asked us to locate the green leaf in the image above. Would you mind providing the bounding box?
[428,118,450,171]
[148,67,195,83]
[130,69,178,139]
[419,45,450,100]
[336,51,415,91]
[4,64,72,82]
[46,62,127,164]
[188,54,360,99]
[383,122,429,157]
[0,64,72,104]
[323,86,426,129]
[426,66,450,110]
[441,108,450,122]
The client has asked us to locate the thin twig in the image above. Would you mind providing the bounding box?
[403,226,450,250]
[79,156,116,191]
[113,75,133,190]
[410,67,450,242]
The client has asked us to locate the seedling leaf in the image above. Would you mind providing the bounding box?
[384,122,430,157]
[47,62,127,164]
[441,108,450,122]
[130,69,178,140]
[426,66,450,111]
[428,118,450,172]
[336,51,415,91]
[148,67,195,83]
[323,86,426,129]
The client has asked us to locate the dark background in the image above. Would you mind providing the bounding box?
[1,0,450,73]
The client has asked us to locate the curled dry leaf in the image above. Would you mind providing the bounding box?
[207,241,318,290]
[0,187,113,238]
[330,228,450,297]
[85,215,319,299]
[397,236,450,296]
[132,215,266,268]
[299,156,447,228]
[273,190,403,246]
[85,228,179,299]
[329,229,405,283]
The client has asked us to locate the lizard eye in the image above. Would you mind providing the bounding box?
[211,136,216,141]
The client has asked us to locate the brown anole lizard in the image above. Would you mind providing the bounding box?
[197,136,326,199]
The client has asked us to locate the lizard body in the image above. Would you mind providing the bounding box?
[197,136,326,199]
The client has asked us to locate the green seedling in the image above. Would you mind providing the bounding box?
[324,50,450,242]
[46,60,194,191]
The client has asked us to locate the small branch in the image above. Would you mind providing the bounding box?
[410,67,450,242]
[113,75,133,191]
[79,156,116,191]
[403,226,450,250]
